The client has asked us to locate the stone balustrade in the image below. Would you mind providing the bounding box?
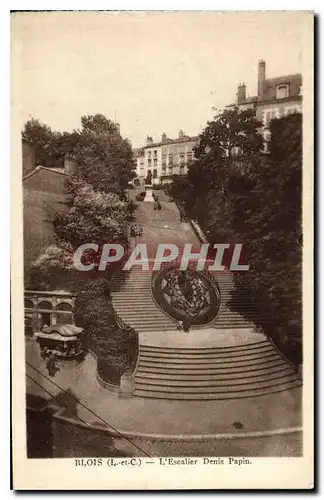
[24,290,76,334]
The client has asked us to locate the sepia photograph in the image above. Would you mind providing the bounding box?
[11,9,314,490]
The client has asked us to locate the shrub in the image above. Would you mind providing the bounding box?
[74,278,139,385]
[53,183,129,248]
[28,242,76,291]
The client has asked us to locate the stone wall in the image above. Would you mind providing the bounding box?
[22,139,36,177]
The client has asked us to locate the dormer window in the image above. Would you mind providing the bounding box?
[276,84,289,99]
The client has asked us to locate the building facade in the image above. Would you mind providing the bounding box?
[134,131,198,186]
[227,60,302,151]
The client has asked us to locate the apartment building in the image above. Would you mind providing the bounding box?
[227,60,302,151]
[134,131,198,186]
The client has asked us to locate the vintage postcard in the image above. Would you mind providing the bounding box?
[11,10,314,490]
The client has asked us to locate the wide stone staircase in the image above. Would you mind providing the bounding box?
[111,264,260,332]
[133,341,301,400]
[111,267,176,332]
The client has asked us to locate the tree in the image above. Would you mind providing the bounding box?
[53,182,130,248]
[22,118,64,167]
[168,108,302,365]
[193,107,263,193]
[71,114,136,194]
[231,113,302,364]
[29,242,75,290]
[169,107,263,234]
[74,277,138,384]
[22,114,136,195]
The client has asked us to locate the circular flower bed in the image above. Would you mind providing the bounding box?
[151,265,221,326]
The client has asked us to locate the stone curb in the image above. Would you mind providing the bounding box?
[111,426,302,441]
[51,407,302,442]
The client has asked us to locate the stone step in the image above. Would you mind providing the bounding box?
[139,350,281,365]
[113,302,258,315]
[214,320,257,326]
[121,321,255,331]
[111,296,157,303]
[214,324,258,329]
[125,323,176,330]
[135,365,294,383]
[138,345,275,360]
[135,358,289,376]
[118,318,176,326]
[133,326,255,332]
[116,314,258,323]
[134,372,297,389]
[126,321,255,328]
[133,379,301,400]
[140,340,270,354]
[138,355,284,371]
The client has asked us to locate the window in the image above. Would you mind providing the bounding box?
[262,131,271,153]
[153,169,157,178]
[148,158,152,165]
[284,106,301,116]
[263,108,279,127]
[147,151,151,158]
[276,84,289,99]
[153,158,157,165]
[154,150,157,157]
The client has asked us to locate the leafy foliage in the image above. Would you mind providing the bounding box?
[53,182,130,248]
[72,114,136,194]
[22,114,136,194]
[22,118,64,167]
[29,242,76,290]
[231,113,302,364]
[169,109,302,365]
[74,278,138,385]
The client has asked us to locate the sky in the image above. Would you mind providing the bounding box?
[12,11,308,147]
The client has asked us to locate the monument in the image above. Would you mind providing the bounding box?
[144,184,154,202]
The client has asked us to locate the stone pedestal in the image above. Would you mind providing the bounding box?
[144,187,154,202]
[119,370,134,398]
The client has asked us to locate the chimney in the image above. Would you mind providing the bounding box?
[237,83,246,105]
[64,155,77,175]
[146,135,153,146]
[179,130,184,140]
[258,60,266,100]
[161,132,167,143]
